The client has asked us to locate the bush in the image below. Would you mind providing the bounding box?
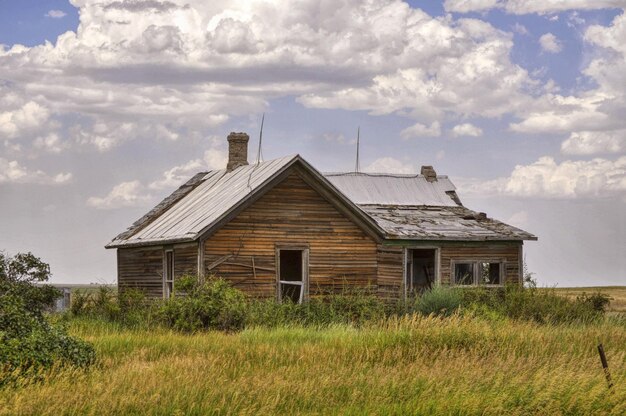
[457,285,605,324]
[0,252,95,385]
[576,292,611,312]
[246,287,387,328]
[157,276,247,332]
[414,286,462,317]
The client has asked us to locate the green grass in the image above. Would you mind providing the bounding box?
[552,286,626,313]
[1,315,625,415]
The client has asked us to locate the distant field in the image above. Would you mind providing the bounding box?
[1,316,625,415]
[553,286,626,313]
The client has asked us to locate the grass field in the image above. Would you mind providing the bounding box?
[1,314,625,415]
[553,286,626,313]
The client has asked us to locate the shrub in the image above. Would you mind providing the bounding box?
[157,276,247,332]
[457,285,605,325]
[576,292,611,312]
[0,252,95,385]
[414,286,462,317]
[245,286,387,328]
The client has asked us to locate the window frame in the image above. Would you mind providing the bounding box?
[275,245,309,304]
[163,249,174,299]
[450,259,506,287]
[403,246,441,298]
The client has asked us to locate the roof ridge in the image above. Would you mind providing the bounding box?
[324,171,449,179]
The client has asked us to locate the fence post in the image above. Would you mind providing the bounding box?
[597,343,613,389]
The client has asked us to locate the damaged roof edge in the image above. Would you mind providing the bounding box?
[105,171,209,248]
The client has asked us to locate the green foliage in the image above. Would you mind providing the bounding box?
[71,286,156,329]
[0,252,95,385]
[66,272,610,333]
[413,286,462,317]
[157,276,247,332]
[457,285,606,324]
[576,291,611,312]
[246,287,386,328]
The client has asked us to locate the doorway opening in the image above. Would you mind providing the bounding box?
[277,249,307,303]
[406,249,437,294]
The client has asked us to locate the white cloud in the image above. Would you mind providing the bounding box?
[45,10,67,19]
[364,157,415,174]
[451,123,483,137]
[148,149,227,190]
[507,210,529,228]
[34,133,66,153]
[0,158,71,185]
[89,145,227,208]
[299,18,536,123]
[444,0,500,13]
[0,0,542,154]
[87,181,151,209]
[322,132,356,145]
[444,0,626,14]
[477,156,626,198]
[0,101,50,139]
[512,23,529,35]
[561,130,626,155]
[400,121,441,139]
[539,33,562,53]
[509,13,626,140]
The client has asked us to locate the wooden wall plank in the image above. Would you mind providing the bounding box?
[204,172,379,298]
[118,247,164,298]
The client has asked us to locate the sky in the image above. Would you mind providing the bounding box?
[0,0,624,287]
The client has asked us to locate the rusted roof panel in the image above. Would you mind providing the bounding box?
[324,172,459,206]
[361,205,537,241]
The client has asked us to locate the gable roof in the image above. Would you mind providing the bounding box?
[325,172,459,206]
[106,155,384,248]
[107,155,537,249]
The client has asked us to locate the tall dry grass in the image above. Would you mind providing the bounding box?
[1,314,625,415]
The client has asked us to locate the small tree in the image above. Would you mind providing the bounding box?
[0,251,95,384]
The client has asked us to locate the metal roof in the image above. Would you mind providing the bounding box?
[361,205,537,241]
[107,155,536,248]
[324,172,459,206]
[107,155,301,248]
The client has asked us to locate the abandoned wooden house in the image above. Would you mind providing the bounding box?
[106,132,536,302]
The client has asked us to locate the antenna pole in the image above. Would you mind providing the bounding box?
[256,113,265,164]
[355,126,360,173]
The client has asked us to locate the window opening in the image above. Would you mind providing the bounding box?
[164,250,174,298]
[278,249,305,303]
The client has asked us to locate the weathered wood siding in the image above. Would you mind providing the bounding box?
[375,241,523,296]
[440,243,522,285]
[203,172,379,298]
[173,244,198,279]
[117,243,198,298]
[118,247,164,297]
[377,245,404,299]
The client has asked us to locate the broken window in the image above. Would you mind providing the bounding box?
[454,263,474,285]
[480,262,501,285]
[453,261,503,286]
[278,249,307,303]
[406,249,437,294]
[164,250,174,299]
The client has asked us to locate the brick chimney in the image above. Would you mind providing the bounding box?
[226,132,249,172]
[420,165,437,182]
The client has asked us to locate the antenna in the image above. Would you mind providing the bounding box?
[256,113,265,164]
[355,126,361,173]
